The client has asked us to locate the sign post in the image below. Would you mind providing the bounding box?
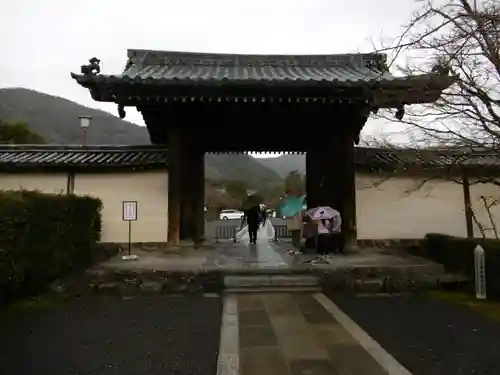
[122,201,139,261]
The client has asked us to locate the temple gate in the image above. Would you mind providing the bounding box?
[72,50,452,247]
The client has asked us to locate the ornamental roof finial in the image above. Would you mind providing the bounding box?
[80,57,101,76]
[118,104,126,119]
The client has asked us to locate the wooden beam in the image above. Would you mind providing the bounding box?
[317,130,357,249]
[192,149,206,245]
[305,151,321,209]
[167,124,181,246]
[342,135,358,246]
[180,140,194,240]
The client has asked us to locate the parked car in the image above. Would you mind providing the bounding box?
[219,209,245,220]
[267,209,277,218]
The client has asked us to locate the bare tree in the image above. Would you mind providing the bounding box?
[367,0,500,203]
[374,0,499,152]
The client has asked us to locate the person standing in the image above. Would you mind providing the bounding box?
[241,204,261,244]
[312,209,342,264]
[286,210,303,251]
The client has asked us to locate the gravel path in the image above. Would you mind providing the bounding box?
[328,293,500,375]
[0,296,222,375]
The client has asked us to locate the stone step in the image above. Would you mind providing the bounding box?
[224,275,319,288]
[354,279,386,293]
[226,286,321,293]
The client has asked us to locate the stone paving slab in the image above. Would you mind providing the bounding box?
[74,237,448,296]
[217,295,239,375]
[232,292,391,375]
[67,243,450,300]
[95,239,442,273]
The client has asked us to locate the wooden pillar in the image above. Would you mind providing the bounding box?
[178,139,205,244]
[167,125,181,246]
[192,149,206,244]
[462,170,474,238]
[341,135,357,246]
[317,130,357,248]
[180,141,195,241]
[305,151,321,209]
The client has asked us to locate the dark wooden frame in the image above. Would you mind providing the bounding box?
[70,50,454,247]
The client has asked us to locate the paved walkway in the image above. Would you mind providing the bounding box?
[217,293,409,375]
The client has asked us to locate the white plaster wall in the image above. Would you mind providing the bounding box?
[0,173,67,194]
[73,171,169,243]
[2,170,499,241]
[356,175,500,239]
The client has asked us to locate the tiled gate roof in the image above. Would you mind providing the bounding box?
[96,50,420,86]
[70,50,453,108]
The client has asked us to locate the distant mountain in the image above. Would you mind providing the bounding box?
[254,154,306,177]
[0,87,151,145]
[0,87,281,183]
[205,153,282,185]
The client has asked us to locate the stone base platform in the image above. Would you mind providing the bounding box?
[54,241,464,296]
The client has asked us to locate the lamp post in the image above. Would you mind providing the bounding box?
[78,115,91,146]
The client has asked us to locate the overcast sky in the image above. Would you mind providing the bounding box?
[1,0,420,149]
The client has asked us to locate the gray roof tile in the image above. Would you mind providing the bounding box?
[0,145,168,170]
[72,49,451,89]
[0,145,498,175]
[120,50,395,83]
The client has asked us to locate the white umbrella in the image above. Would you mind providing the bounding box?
[306,206,339,220]
[306,206,342,232]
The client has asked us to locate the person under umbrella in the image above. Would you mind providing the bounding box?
[305,206,342,264]
[280,192,306,253]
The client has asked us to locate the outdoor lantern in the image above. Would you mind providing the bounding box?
[78,115,91,145]
[79,115,92,129]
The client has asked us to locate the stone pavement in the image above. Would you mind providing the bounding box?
[96,239,441,273]
[75,238,447,297]
[217,292,410,375]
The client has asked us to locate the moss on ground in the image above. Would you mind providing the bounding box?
[0,294,71,320]
[428,291,500,323]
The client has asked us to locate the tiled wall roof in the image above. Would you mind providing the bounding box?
[0,145,498,175]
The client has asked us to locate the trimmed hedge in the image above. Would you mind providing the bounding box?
[0,190,102,304]
[423,233,500,299]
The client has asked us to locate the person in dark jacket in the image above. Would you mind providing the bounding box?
[241,205,261,244]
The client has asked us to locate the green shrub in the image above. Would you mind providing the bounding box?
[0,190,102,304]
[423,233,500,299]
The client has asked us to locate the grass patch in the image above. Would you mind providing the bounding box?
[428,291,500,323]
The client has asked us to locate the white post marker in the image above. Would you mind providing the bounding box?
[122,201,139,261]
[474,245,486,300]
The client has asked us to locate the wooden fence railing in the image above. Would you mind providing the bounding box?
[215,225,237,242]
[273,225,292,242]
[215,224,293,243]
